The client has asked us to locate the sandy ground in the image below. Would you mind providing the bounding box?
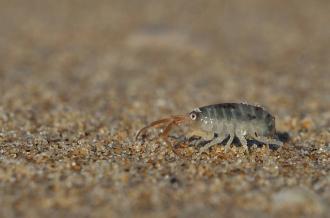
[0,0,329,217]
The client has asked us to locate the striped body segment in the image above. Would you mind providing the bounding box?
[188,103,282,153]
[198,103,275,136]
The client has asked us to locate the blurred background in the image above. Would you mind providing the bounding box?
[0,0,329,217]
[1,0,329,115]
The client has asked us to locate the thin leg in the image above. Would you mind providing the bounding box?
[160,121,182,156]
[236,135,248,153]
[160,121,175,148]
[188,137,204,147]
[187,130,214,147]
[224,134,235,152]
[199,134,228,154]
[254,135,283,147]
[187,130,214,140]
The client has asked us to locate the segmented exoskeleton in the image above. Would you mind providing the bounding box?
[136,103,283,154]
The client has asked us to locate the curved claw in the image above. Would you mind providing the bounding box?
[135,118,172,140]
[135,114,193,158]
[135,115,188,140]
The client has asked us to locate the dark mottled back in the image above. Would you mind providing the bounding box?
[199,103,275,132]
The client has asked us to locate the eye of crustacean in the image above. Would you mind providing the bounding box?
[189,112,197,120]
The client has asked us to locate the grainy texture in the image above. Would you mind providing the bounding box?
[0,0,329,218]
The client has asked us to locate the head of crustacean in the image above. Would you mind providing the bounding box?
[186,107,216,134]
[187,108,205,129]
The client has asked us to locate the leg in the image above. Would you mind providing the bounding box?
[187,129,214,146]
[235,129,248,152]
[224,134,235,152]
[236,135,248,153]
[254,135,283,147]
[190,138,208,147]
[187,130,214,140]
[199,134,228,154]
[160,121,178,154]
